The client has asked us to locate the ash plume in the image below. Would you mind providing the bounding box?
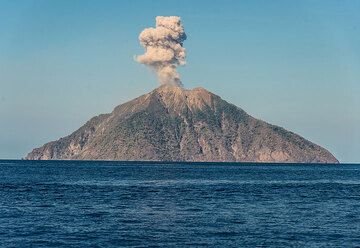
[136,16,187,86]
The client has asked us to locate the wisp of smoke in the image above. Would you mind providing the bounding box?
[135,16,187,86]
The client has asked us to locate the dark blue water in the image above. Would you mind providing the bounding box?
[1,160,359,247]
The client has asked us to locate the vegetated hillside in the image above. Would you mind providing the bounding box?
[26,85,338,163]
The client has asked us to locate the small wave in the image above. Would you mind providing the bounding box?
[42,178,360,187]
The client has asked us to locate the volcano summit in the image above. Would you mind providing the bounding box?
[26,85,338,163]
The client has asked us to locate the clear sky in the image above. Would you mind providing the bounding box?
[0,0,359,162]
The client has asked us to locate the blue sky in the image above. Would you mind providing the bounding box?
[0,0,359,162]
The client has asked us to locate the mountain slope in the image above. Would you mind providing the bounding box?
[26,85,338,163]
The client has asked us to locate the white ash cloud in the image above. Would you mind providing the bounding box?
[135,16,187,86]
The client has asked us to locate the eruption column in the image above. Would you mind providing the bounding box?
[136,16,187,86]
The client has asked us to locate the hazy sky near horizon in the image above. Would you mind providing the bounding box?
[0,0,359,162]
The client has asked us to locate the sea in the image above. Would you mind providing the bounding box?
[0,160,359,247]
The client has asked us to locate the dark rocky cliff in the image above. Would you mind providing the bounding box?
[26,85,338,163]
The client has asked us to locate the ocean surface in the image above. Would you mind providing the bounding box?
[0,160,359,247]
